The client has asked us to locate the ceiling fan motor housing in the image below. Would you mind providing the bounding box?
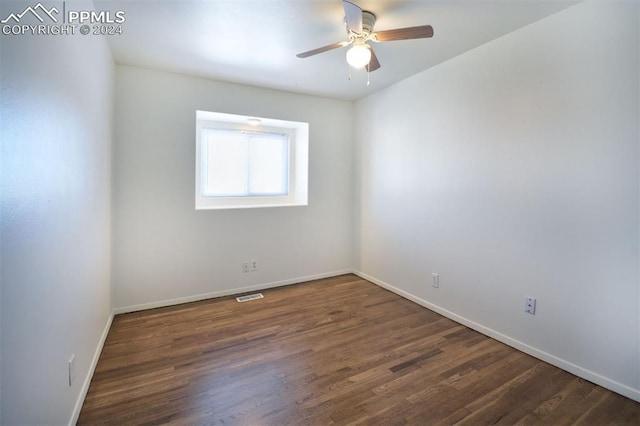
[361,11,376,34]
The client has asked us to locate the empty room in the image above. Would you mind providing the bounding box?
[1,0,638,424]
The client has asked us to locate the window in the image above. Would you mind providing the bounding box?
[201,129,289,197]
[196,111,308,209]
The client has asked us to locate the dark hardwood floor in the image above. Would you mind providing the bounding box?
[79,274,639,425]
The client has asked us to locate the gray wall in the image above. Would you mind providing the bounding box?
[0,1,114,423]
[354,0,639,399]
[112,66,354,311]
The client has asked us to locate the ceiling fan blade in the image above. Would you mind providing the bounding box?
[343,0,363,33]
[296,41,350,58]
[367,47,381,72]
[372,25,434,42]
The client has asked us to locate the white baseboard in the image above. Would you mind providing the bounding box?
[69,312,114,426]
[113,269,355,315]
[354,270,640,403]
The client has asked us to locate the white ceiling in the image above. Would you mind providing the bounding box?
[95,0,581,101]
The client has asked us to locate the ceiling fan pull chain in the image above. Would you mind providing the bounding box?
[367,68,370,86]
[348,64,352,80]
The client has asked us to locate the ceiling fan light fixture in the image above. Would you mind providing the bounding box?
[346,43,371,69]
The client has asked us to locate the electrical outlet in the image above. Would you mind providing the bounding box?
[432,273,439,288]
[525,296,536,315]
[68,354,75,387]
[242,261,250,273]
[251,259,258,271]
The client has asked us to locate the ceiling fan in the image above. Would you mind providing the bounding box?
[296,0,434,73]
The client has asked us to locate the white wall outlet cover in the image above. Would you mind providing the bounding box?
[68,354,75,387]
[525,296,536,315]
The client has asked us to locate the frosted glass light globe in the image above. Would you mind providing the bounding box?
[346,44,371,69]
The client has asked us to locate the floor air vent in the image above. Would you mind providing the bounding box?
[236,293,264,303]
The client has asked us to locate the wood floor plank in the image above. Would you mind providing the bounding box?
[78,274,639,425]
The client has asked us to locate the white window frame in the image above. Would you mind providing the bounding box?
[196,110,309,210]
